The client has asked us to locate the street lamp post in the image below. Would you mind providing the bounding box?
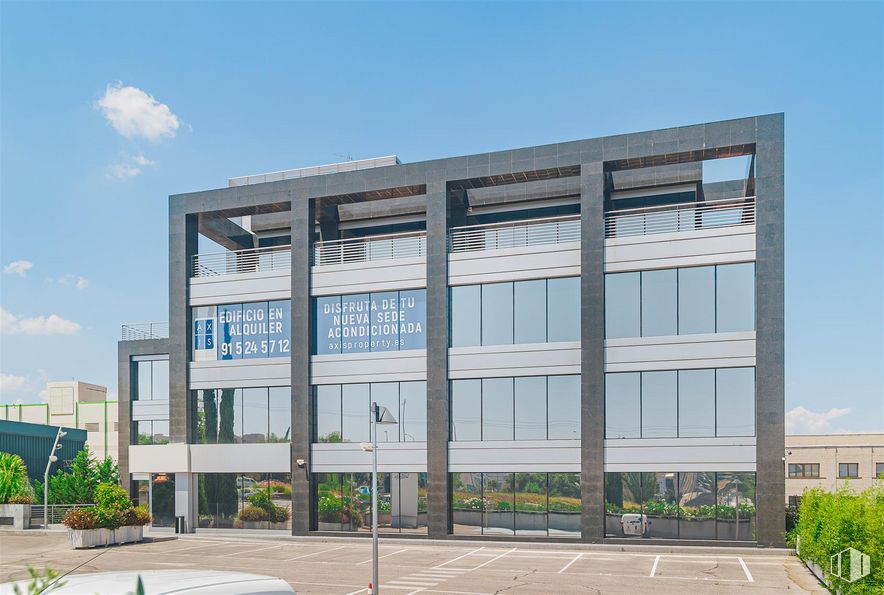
[43,427,67,528]
[367,402,397,595]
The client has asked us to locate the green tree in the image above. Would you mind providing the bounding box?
[0,452,32,503]
[43,446,119,504]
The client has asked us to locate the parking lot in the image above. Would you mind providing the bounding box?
[0,533,824,594]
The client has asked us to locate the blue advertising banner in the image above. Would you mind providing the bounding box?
[194,300,291,361]
[314,289,427,355]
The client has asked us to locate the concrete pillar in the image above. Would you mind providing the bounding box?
[169,213,198,443]
[291,197,314,535]
[580,162,606,542]
[754,114,786,547]
[174,472,198,533]
[425,179,450,538]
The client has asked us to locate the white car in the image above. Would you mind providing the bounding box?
[1,570,295,594]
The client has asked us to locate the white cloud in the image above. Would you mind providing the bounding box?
[76,277,89,290]
[108,153,156,180]
[96,82,180,141]
[0,373,28,392]
[786,406,852,434]
[0,307,81,335]
[3,260,33,277]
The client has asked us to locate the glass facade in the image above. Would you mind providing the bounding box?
[451,375,580,441]
[605,368,755,439]
[314,289,426,355]
[314,381,427,443]
[198,472,292,530]
[450,278,580,347]
[313,472,427,533]
[134,359,169,401]
[605,263,755,339]
[604,471,756,540]
[193,387,292,444]
[450,472,581,537]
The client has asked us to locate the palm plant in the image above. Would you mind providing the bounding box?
[0,452,30,503]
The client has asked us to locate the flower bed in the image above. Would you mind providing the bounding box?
[63,484,151,548]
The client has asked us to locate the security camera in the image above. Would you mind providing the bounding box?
[296,459,307,469]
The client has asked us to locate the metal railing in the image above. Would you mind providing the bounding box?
[30,503,95,526]
[191,246,292,278]
[448,215,580,253]
[312,230,427,265]
[605,196,756,238]
[121,322,169,341]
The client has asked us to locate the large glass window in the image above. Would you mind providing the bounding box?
[451,472,580,537]
[451,375,580,441]
[314,289,427,354]
[268,387,291,442]
[604,471,755,540]
[715,368,755,437]
[199,472,292,531]
[641,371,677,438]
[788,464,820,478]
[641,269,677,337]
[134,359,169,401]
[193,387,291,444]
[450,285,481,347]
[451,278,580,347]
[677,369,716,437]
[606,368,754,438]
[242,388,267,443]
[678,266,715,334]
[716,263,755,332]
[605,263,755,339]
[313,472,427,533]
[314,382,427,443]
[605,372,641,439]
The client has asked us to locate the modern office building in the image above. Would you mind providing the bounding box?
[1,381,118,463]
[118,114,784,545]
[785,433,884,506]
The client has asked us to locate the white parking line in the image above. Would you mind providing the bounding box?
[357,548,410,565]
[284,545,345,561]
[649,555,660,577]
[558,553,582,574]
[466,547,516,570]
[738,557,754,582]
[433,546,486,568]
[220,543,282,558]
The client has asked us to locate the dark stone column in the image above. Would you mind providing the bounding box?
[754,113,786,547]
[580,162,606,542]
[291,196,314,535]
[169,212,198,443]
[117,344,133,495]
[425,179,451,538]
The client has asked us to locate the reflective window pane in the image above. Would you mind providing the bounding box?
[515,472,547,535]
[514,280,547,344]
[242,387,268,443]
[641,269,677,337]
[716,368,755,436]
[268,387,291,442]
[315,385,342,442]
[371,383,399,443]
[641,371,677,438]
[450,380,481,441]
[716,263,755,332]
[678,370,716,437]
[678,471,717,539]
[451,473,483,536]
[646,472,679,539]
[482,472,514,535]
[152,420,169,444]
[678,266,715,335]
[514,377,547,440]
[481,378,514,440]
[217,389,240,444]
[547,375,580,439]
[342,384,370,443]
[399,381,427,442]
[548,473,581,537]
[717,472,756,541]
[450,285,481,347]
[547,277,580,342]
[605,273,640,339]
[605,373,640,438]
[482,283,514,346]
[136,361,152,401]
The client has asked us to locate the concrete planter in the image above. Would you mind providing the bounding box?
[68,525,144,549]
[239,520,290,530]
[0,504,32,530]
[548,511,580,533]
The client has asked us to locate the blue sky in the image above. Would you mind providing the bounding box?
[1,1,881,433]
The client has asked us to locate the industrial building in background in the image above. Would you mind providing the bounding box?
[118,114,785,545]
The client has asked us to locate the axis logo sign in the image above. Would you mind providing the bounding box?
[830,547,871,583]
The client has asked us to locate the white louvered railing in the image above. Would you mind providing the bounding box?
[605,196,756,238]
[448,215,580,253]
[191,246,291,277]
[312,230,426,265]
[121,322,169,341]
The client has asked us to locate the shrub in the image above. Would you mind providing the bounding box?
[248,490,273,511]
[125,506,152,527]
[270,505,290,523]
[9,493,35,505]
[318,494,342,522]
[791,483,884,594]
[63,508,97,530]
[93,483,132,529]
[238,505,269,522]
[0,452,30,504]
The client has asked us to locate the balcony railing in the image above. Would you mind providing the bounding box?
[312,230,427,265]
[121,322,169,341]
[191,246,292,278]
[448,215,580,253]
[605,196,756,239]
